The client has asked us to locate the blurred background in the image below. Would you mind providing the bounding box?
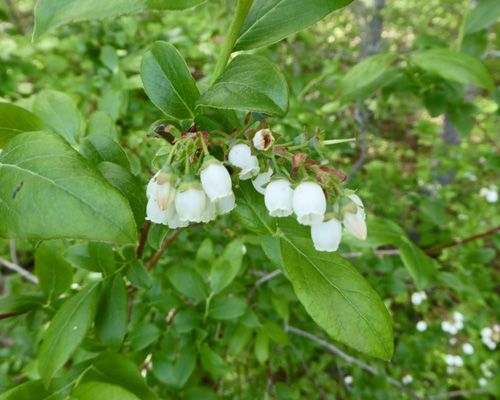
[0,0,499,399]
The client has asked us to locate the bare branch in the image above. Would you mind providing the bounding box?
[145,229,181,271]
[0,257,38,285]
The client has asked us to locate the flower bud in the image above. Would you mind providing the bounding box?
[216,192,236,214]
[228,143,260,180]
[252,167,273,195]
[311,217,342,252]
[264,179,294,217]
[292,182,326,226]
[342,194,367,240]
[175,177,207,223]
[146,197,175,225]
[200,158,233,202]
[253,129,275,151]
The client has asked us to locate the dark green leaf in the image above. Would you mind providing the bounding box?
[0,103,49,149]
[198,55,289,118]
[210,239,244,294]
[411,48,494,90]
[172,346,197,389]
[80,135,130,171]
[200,345,228,379]
[63,244,100,272]
[0,132,137,243]
[196,237,215,281]
[33,0,208,40]
[235,0,354,51]
[166,265,207,301]
[38,281,101,386]
[0,294,45,314]
[254,329,269,364]
[141,41,199,120]
[208,296,247,320]
[399,242,434,290]
[260,236,288,278]
[126,259,151,290]
[35,240,73,301]
[0,379,71,400]
[129,322,161,351]
[88,242,116,276]
[71,382,140,400]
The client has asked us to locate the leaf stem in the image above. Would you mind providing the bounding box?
[209,0,254,85]
[277,138,356,151]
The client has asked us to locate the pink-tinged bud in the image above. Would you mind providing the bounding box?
[342,194,367,240]
[200,158,233,202]
[293,182,326,226]
[253,129,275,151]
[252,167,273,195]
[311,218,342,252]
[228,143,260,180]
[146,197,175,225]
[175,179,207,223]
[216,192,236,214]
[264,179,294,217]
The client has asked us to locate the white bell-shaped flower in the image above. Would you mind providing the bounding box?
[311,217,342,252]
[292,182,326,225]
[146,197,175,225]
[216,192,236,214]
[200,158,233,202]
[252,167,273,195]
[264,179,294,217]
[146,172,159,200]
[168,211,189,229]
[343,194,367,240]
[228,143,260,180]
[175,178,207,223]
[201,196,216,223]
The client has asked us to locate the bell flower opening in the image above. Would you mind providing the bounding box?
[200,158,233,202]
[293,182,326,226]
[264,178,294,217]
[311,218,342,252]
[228,143,260,180]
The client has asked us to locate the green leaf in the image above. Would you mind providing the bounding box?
[0,131,137,243]
[208,296,247,320]
[200,345,228,379]
[97,162,147,228]
[33,90,84,145]
[166,265,207,301]
[234,0,354,51]
[228,324,253,356]
[38,281,101,386]
[172,346,197,389]
[0,103,49,149]
[86,351,160,400]
[464,0,500,35]
[87,111,119,141]
[334,53,399,103]
[172,310,201,333]
[0,294,45,314]
[342,218,406,248]
[35,240,73,301]
[95,275,127,349]
[210,239,244,294]
[33,0,208,40]
[264,320,289,345]
[0,379,71,400]
[399,242,434,290]
[88,242,116,276]
[411,48,494,91]
[129,322,161,351]
[196,237,215,281]
[254,329,269,364]
[141,41,199,120]
[260,236,288,278]
[233,180,277,236]
[80,135,130,171]
[71,382,140,400]
[279,222,394,360]
[198,55,289,118]
[126,259,151,290]
[63,244,100,272]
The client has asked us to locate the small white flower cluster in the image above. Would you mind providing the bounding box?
[479,186,499,203]
[462,343,474,355]
[402,374,413,384]
[416,320,427,332]
[146,159,236,228]
[344,375,354,385]
[481,325,499,350]
[441,312,464,335]
[445,354,464,367]
[480,359,495,378]
[411,291,427,306]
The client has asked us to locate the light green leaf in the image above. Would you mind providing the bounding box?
[254,329,269,364]
[172,346,198,389]
[166,265,207,301]
[0,131,137,243]
[126,259,151,290]
[38,281,101,386]
[141,41,199,120]
[196,237,215,281]
[400,242,434,290]
[464,0,500,35]
[342,218,406,248]
[208,296,247,320]
[87,111,119,141]
[35,241,73,301]
[80,135,130,171]
[200,345,228,379]
[33,0,208,40]
[235,0,354,51]
[334,53,399,103]
[198,55,289,118]
[88,242,116,276]
[210,239,244,294]
[228,324,253,356]
[0,294,45,314]
[279,222,394,360]
[0,103,49,149]
[33,90,84,145]
[97,162,147,228]
[95,275,127,349]
[85,351,160,400]
[0,379,71,400]
[71,382,140,400]
[260,236,288,278]
[411,48,494,91]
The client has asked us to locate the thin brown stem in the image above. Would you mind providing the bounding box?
[425,226,500,254]
[145,229,181,271]
[136,221,151,259]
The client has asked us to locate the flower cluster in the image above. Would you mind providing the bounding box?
[411,291,427,306]
[480,324,499,350]
[441,312,464,335]
[145,120,364,252]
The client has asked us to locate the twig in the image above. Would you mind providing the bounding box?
[342,249,401,258]
[9,240,18,266]
[428,389,486,399]
[248,269,282,302]
[0,257,38,285]
[145,229,181,271]
[136,221,151,259]
[425,225,500,254]
[345,100,368,185]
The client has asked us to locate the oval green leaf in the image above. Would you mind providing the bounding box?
[198,55,289,118]
[71,382,140,400]
[464,0,500,35]
[0,131,137,243]
[80,135,131,171]
[0,103,49,149]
